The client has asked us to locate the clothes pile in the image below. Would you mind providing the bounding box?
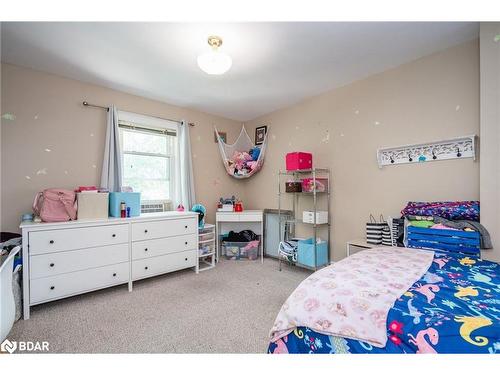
[223,230,259,242]
[227,146,261,177]
[279,239,299,263]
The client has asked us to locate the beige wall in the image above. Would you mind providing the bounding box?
[1,40,488,262]
[479,23,500,263]
[1,63,245,233]
[245,40,481,261]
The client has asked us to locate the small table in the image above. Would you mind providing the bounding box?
[346,239,391,257]
[216,210,264,263]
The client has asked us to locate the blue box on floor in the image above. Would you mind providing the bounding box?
[109,192,141,217]
[297,238,328,267]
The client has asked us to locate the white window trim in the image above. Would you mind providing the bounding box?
[118,110,179,132]
[118,111,179,206]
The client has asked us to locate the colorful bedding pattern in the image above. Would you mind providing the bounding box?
[268,251,499,354]
[401,201,480,222]
[270,248,435,348]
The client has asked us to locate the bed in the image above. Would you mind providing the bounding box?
[268,248,499,354]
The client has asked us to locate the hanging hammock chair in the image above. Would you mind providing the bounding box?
[215,125,268,179]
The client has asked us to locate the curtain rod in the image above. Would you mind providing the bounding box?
[82,101,195,127]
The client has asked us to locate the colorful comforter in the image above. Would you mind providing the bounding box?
[401,201,480,221]
[268,251,499,354]
[270,248,434,347]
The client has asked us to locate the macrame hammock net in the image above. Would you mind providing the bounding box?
[215,125,268,179]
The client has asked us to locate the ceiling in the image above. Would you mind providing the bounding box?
[1,22,478,121]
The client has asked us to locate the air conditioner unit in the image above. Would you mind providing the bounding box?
[141,200,173,214]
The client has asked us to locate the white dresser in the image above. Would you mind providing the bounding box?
[20,211,198,319]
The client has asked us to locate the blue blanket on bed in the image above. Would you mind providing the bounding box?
[268,252,499,354]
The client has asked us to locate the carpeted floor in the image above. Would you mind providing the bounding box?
[8,258,310,353]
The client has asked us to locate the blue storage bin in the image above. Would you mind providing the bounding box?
[109,192,141,217]
[297,238,328,268]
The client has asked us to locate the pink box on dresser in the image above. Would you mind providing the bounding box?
[286,152,313,171]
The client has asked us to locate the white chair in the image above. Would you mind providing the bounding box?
[0,245,20,341]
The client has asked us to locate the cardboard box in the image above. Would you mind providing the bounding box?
[302,210,328,224]
[77,193,109,220]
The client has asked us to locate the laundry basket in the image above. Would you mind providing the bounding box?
[0,245,20,341]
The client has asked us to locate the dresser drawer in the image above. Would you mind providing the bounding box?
[30,262,129,304]
[132,250,196,280]
[29,224,129,255]
[132,234,197,260]
[30,243,129,279]
[131,218,197,241]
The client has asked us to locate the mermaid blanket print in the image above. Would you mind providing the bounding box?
[268,248,499,354]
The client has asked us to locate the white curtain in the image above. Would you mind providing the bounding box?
[174,120,196,209]
[100,105,122,192]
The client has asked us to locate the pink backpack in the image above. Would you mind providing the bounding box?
[33,189,77,222]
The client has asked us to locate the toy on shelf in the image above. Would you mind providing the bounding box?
[191,204,206,229]
[217,196,236,212]
[234,200,244,212]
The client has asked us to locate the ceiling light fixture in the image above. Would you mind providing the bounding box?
[197,36,232,75]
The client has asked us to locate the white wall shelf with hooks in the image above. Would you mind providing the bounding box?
[376,135,477,168]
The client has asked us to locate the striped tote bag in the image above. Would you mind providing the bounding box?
[366,214,387,245]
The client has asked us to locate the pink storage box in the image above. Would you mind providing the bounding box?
[286,152,313,171]
[301,178,328,193]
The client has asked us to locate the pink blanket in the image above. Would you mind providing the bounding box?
[270,247,434,348]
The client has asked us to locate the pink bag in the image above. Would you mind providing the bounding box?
[33,189,77,222]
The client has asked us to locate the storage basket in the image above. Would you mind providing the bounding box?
[286,152,313,171]
[109,192,141,217]
[297,238,328,267]
[406,226,480,255]
[285,181,302,193]
[301,178,328,193]
[222,239,260,260]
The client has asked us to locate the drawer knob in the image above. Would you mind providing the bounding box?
[184,225,188,229]
[113,273,117,277]
[49,240,54,244]
[144,229,148,233]
[144,248,148,252]
[185,241,188,245]
[50,263,55,267]
[185,257,188,261]
[145,266,148,270]
[50,286,55,290]
[112,234,116,238]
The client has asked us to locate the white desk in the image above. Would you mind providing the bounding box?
[216,210,264,263]
[346,239,391,257]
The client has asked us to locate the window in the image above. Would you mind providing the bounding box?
[118,115,177,204]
